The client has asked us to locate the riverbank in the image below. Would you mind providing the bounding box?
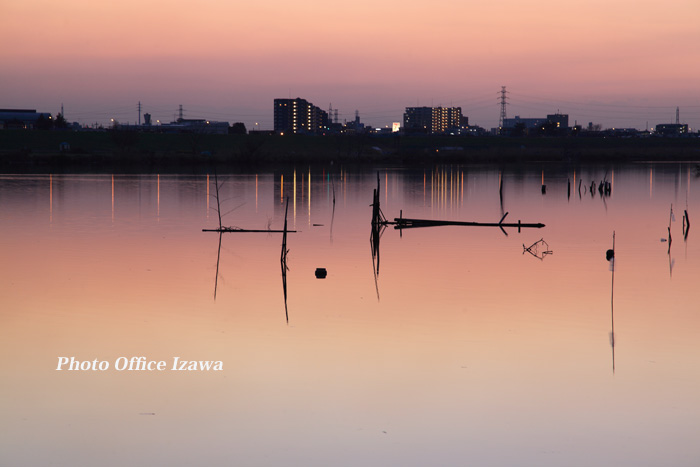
[2,130,699,172]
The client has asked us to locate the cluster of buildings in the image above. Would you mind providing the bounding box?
[1,101,695,137]
[271,97,694,138]
[272,99,474,136]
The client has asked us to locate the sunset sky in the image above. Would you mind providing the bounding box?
[2,0,699,130]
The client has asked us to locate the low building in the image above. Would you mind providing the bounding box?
[0,109,52,129]
[547,113,569,130]
[158,119,230,134]
[655,123,689,136]
[502,115,546,129]
[502,113,569,136]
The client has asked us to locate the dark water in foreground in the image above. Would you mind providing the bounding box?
[1,163,699,466]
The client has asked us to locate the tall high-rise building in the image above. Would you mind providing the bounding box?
[403,107,463,134]
[274,98,329,134]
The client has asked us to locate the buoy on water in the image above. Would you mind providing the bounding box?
[606,249,614,261]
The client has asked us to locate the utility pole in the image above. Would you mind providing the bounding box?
[498,86,509,128]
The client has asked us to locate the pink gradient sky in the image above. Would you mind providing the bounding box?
[2,0,700,130]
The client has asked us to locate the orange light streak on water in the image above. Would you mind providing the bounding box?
[49,174,53,226]
[385,172,388,205]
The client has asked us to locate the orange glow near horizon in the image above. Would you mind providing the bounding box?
[2,0,699,129]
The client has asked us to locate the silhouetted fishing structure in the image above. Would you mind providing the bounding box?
[202,171,297,234]
[203,226,296,233]
[204,172,293,322]
[369,172,543,235]
[388,212,544,236]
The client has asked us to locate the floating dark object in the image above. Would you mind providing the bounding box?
[606,249,614,261]
[390,213,544,233]
[315,268,327,279]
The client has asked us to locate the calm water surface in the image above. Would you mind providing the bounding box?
[1,164,699,466]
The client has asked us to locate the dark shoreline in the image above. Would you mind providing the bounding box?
[2,130,699,173]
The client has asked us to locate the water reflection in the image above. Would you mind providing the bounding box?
[281,197,290,323]
[214,232,223,300]
[522,238,553,260]
[609,231,616,374]
[370,173,387,301]
[1,164,699,467]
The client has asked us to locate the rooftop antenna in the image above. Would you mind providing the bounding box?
[498,86,509,128]
[676,106,680,124]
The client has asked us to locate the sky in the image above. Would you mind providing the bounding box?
[2,0,700,130]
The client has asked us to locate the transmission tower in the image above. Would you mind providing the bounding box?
[178,104,184,122]
[676,106,680,124]
[138,101,142,126]
[498,86,509,128]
